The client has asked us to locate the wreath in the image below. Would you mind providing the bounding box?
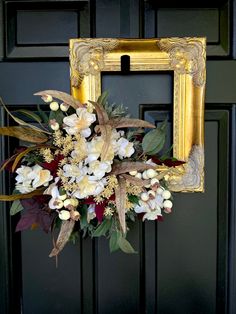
[0,90,184,256]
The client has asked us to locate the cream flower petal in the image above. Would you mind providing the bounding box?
[143,210,162,221]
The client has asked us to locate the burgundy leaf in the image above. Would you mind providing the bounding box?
[41,154,64,177]
[83,195,115,222]
[33,194,50,205]
[38,210,57,233]
[148,156,162,165]
[17,197,56,233]
[162,159,185,167]
[95,204,106,223]
[133,134,144,142]
[150,156,185,167]
[16,212,37,232]
[157,216,164,222]
[83,197,95,205]
[20,197,41,211]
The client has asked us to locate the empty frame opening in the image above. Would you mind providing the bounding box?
[102,71,174,156]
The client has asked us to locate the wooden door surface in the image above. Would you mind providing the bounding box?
[0,1,235,314]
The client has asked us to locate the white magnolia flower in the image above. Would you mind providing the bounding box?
[94,179,107,195]
[134,200,151,214]
[85,136,104,164]
[63,108,96,136]
[116,137,135,159]
[48,185,64,209]
[143,209,162,221]
[148,194,164,211]
[15,182,34,194]
[15,166,33,193]
[44,177,60,195]
[15,165,52,194]
[71,137,88,159]
[86,135,115,163]
[63,163,87,183]
[134,194,163,221]
[73,176,106,199]
[30,165,53,189]
[87,204,96,223]
[88,160,111,179]
[111,129,124,140]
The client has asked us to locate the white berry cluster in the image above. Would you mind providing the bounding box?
[131,168,173,220]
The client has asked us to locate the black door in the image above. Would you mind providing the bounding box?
[0,1,235,314]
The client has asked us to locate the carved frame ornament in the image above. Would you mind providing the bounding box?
[69,38,206,192]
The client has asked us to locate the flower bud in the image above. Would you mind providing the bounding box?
[129,170,137,176]
[70,198,79,207]
[50,123,59,131]
[54,199,64,209]
[135,173,142,179]
[148,190,156,198]
[58,194,67,201]
[70,210,80,221]
[163,200,173,209]
[156,187,164,195]
[63,199,73,208]
[59,210,70,220]
[164,207,172,214]
[162,190,171,200]
[142,171,149,179]
[146,169,157,178]
[141,192,149,201]
[60,103,69,112]
[150,178,159,186]
[50,101,59,111]
[42,95,53,103]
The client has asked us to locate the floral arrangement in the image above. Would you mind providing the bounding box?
[0,90,184,256]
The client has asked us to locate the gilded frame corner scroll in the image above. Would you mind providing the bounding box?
[69,38,206,192]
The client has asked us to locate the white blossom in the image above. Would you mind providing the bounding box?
[62,163,87,183]
[63,108,96,136]
[143,209,162,221]
[88,160,111,179]
[48,185,64,209]
[115,137,135,159]
[73,176,106,199]
[15,165,52,194]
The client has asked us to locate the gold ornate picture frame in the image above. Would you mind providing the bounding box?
[69,38,206,192]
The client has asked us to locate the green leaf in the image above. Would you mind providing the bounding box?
[146,134,166,155]
[118,237,137,254]
[69,231,79,244]
[97,91,109,106]
[37,105,49,123]
[53,216,62,229]
[10,200,24,216]
[142,123,166,155]
[109,231,121,252]
[49,110,65,125]
[15,109,42,123]
[92,219,112,237]
[159,118,168,131]
[160,144,173,160]
[128,194,139,205]
[80,205,89,229]
[126,211,136,222]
